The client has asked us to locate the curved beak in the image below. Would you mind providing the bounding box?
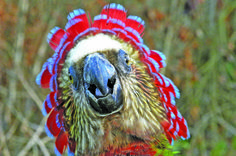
[83,53,123,115]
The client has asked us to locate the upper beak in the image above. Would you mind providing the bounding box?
[83,53,123,115]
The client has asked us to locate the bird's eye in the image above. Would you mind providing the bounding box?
[69,75,73,83]
[68,66,79,90]
[68,69,74,84]
[118,49,131,74]
[124,56,129,64]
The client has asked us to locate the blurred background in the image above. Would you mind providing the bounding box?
[1,0,236,155]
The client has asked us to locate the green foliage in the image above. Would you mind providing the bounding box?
[210,140,227,156]
[232,136,236,150]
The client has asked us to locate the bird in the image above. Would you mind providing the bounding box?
[36,3,190,156]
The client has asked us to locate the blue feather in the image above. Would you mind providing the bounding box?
[67,9,85,21]
[108,18,125,27]
[112,28,127,35]
[55,34,68,53]
[54,146,62,156]
[101,29,116,35]
[56,114,61,128]
[41,101,48,116]
[177,111,183,119]
[104,3,126,11]
[49,74,56,91]
[35,62,48,86]
[125,27,143,43]
[67,146,75,156]
[176,122,180,133]
[127,15,145,26]
[147,57,160,73]
[93,14,107,21]
[171,112,176,119]
[141,44,151,55]
[46,94,52,109]
[65,19,82,30]
[47,27,60,43]
[152,72,164,85]
[45,124,54,139]
[169,92,176,105]
[73,27,99,43]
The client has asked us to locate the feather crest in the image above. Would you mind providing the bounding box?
[126,15,145,34]
[36,3,190,155]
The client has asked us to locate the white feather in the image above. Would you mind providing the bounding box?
[68,34,122,63]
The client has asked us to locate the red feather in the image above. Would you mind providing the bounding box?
[47,27,66,51]
[46,108,61,137]
[67,9,89,27]
[101,4,127,22]
[40,67,52,88]
[126,15,145,34]
[55,130,69,155]
[65,19,89,40]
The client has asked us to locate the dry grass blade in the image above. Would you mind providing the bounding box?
[17,71,43,110]
[18,118,49,156]
[0,104,11,156]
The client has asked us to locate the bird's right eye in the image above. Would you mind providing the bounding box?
[69,74,73,83]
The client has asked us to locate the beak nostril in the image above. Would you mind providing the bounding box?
[107,76,116,93]
[88,84,96,95]
[87,76,116,98]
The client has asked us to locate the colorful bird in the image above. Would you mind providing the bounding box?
[36,3,190,156]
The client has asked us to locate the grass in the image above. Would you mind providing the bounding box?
[0,0,236,155]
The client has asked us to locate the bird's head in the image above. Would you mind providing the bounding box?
[36,3,190,155]
[60,33,166,154]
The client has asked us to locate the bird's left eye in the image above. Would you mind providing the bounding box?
[124,55,129,65]
[118,49,131,74]
[68,67,74,84]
